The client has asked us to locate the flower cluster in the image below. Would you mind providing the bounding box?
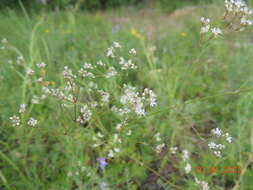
[10,104,38,127]
[9,115,20,127]
[182,149,192,174]
[119,85,157,117]
[76,105,92,124]
[224,0,253,30]
[153,133,165,153]
[200,17,222,37]
[208,127,232,157]
[195,177,210,190]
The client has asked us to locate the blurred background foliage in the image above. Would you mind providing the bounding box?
[0,0,217,12]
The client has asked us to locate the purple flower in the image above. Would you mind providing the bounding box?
[97,157,108,170]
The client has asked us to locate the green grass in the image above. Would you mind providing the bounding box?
[0,4,253,190]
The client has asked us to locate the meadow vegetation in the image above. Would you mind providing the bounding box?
[1,0,253,190]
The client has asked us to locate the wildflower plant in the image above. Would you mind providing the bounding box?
[2,0,253,189]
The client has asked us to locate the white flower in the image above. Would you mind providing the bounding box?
[155,143,165,153]
[129,48,137,55]
[200,17,210,25]
[36,62,46,68]
[105,67,117,78]
[97,132,104,138]
[211,27,222,36]
[26,68,35,75]
[9,115,20,127]
[195,178,210,190]
[114,148,120,153]
[170,146,178,154]
[97,90,110,103]
[83,63,94,69]
[78,68,95,78]
[143,88,157,107]
[182,150,189,162]
[92,144,100,147]
[63,66,76,80]
[19,104,26,113]
[106,47,115,58]
[97,60,105,66]
[119,57,137,70]
[108,149,114,158]
[27,117,38,126]
[223,133,232,143]
[184,163,192,174]
[116,123,122,131]
[211,128,223,137]
[77,105,92,124]
[113,134,122,143]
[154,133,161,142]
[214,151,222,157]
[126,130,132,136]
[113,41,121,48]
[200,25,210,34]
[31,96,40,104]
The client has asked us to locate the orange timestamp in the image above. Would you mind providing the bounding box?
[196,166,242,174]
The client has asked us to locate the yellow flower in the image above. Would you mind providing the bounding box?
[131,27,145,40]
[181,32,188,37]
[40,81,55,87]
[44,29,49,33]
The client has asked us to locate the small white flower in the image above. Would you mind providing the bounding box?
[97,60,105,66]
[182,150,189,162]
[36,62,46,68]
[212,128,223,137]
[114,148,120,153]
[200,25,210,34]
[116,123,122,131]
[97,132,104,138]
[27,117,38,126]
[195,177,210,190]
[129,48,137,55]
[108,149,114,158]
[113,41,121,48]
[211,27,222,36]
[170,146,178,154]
[155,143,165,153]
[105,67,117,78]
[9,115,20,127]
[184,163,192,174]
[92,144,100,147]
[223,133,232,143]
[200,17,210,25]
[126,130,132,136]
[26,68,35,75]
[154,133,161,142]
[106,47,115,58]
[19,104,26,113]
[31,96,40,104]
